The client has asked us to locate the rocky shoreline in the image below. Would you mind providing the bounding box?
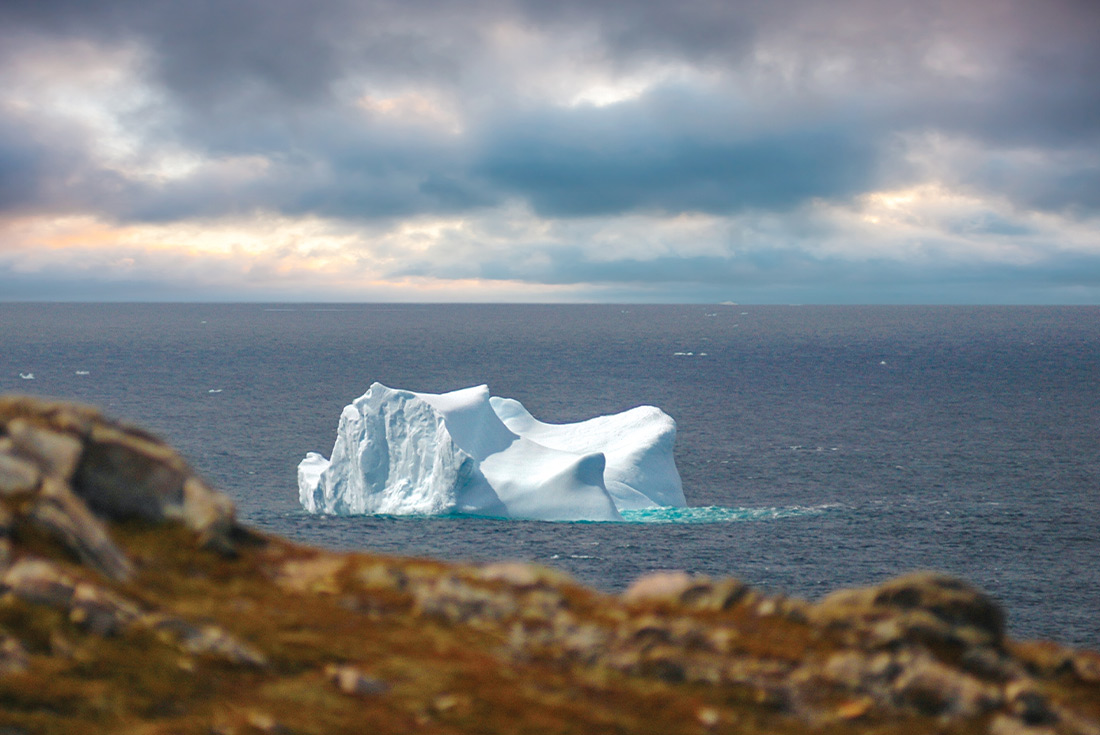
[2,395,1098,734]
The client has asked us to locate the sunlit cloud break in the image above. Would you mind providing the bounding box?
[1,0,1098,302]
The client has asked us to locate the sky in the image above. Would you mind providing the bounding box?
[1,0,1098,303]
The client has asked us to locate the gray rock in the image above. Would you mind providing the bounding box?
[325,664,390,696]
[1004,680,1058,726]
[75,423,189,522]
[181,476,236,552]
[0,634,29,676]
[72,422,238,551]
[413,575,518,624]
[274,555,350,594]
[961,645,1027,681]
[141,614,268,668]
[1,559,143,637]
[557,621,610,664]
[623,572,750,612]
[812,572,1005,647]
[1073,650,1100,683]
[622,571,695,604]
[0,452,40,496]
[0,504,11,571]
[70,582,142,636]
[30,478,133,582]
[3,396,239,555]
[0,396,99,437]
[682,579,751,611]
[891,653,1002,717]
[2,558,79,607]
[6,419,83,481]
[817,650,901,692]
[476,561,571,589]
[245,711,290,734]
[181,624,268,668]
[869,573,1005,643]
[987,714,1057,735]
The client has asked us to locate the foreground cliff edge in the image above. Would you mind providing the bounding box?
[1,396,1097,735]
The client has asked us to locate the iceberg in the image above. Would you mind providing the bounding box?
[298,383,685,522]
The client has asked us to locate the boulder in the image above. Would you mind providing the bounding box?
[812,571,1005,647]
[0,395,238,560]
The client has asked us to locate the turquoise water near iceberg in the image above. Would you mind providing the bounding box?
[618,505,838,523]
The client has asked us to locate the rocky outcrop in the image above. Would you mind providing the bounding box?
[0,396,236,556]
[1,395,1098,735]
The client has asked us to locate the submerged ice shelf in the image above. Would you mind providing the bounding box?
[298,383,685,522]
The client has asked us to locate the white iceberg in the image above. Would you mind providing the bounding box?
[298,383,684,522]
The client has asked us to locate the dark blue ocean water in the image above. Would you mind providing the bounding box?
[2,304,1097,648]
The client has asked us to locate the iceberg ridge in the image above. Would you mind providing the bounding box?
[298,383,685,522]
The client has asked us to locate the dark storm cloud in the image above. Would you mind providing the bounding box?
[523,0,1100,144]
[1,0,1099,224]
[515,0,764,65]
[1,0,480,114]
[0,115,132,218]
[952,3,1100,149]
[87,110,501,223]
[0,120,48,211]
[964,155,1100,216]
[475,89,886,216]
[0,0,348,104]
[0,0,503,222]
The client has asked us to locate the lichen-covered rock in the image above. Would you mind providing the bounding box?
[6,418,83,481]
[72,419,238,551]
[325,664,390,696]
[76,421,193,521]
[987,713,1058,735]
[275,555,351,594]
[30,478,134,581]
[811,571,1005,647]
[0,451,40,497]
[1,557,241,661]
[181,476,237,552]
[476,561,572,589]
[0,395,238,564]
[140,614,268,668]
[70,581,142,636]
[1003,680,1058,725]
[622,571,750,612]
[413,574,520,624]
[622,570,696,603]
[0,504,11,571]
[2,558,80,607]
[889,652,1003,717]
[1073,650,1100,683]
[0,634,29,676]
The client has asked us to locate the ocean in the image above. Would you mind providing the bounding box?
[2,303,1097,648]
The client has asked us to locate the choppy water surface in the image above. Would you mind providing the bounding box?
[2,304,1097,647]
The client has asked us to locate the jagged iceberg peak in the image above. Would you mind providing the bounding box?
[298,383,685,522]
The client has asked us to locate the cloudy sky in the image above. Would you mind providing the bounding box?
[1,0,1098,302]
